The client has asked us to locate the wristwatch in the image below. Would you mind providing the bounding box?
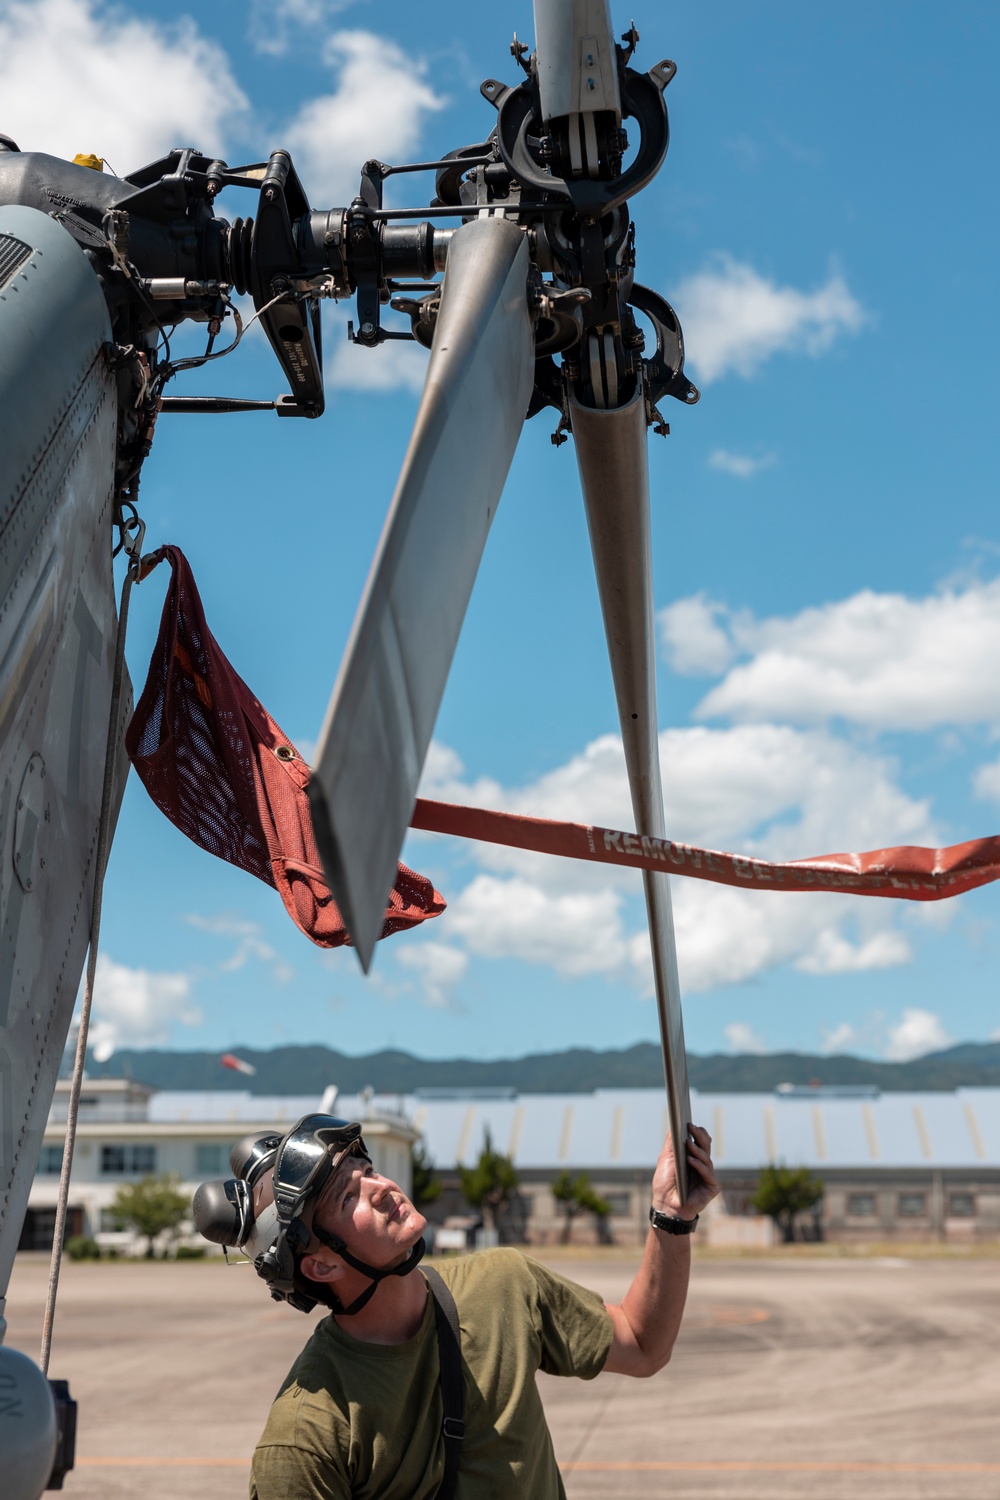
[649,1205,699,1234]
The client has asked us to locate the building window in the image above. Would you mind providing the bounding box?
[37,1144,64,1176]
[100,1208,124,1233]
[948,1192,976,1218]
[195,1143,227,1177]
[101,1144,157,1176]
[847,1193,877,1217]
[601,1191,632,1216]
[898,1192,927,1217]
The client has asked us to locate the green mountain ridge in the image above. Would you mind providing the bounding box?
[84,1039,1000,1095]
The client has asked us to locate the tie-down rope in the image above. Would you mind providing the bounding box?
[410,798,1000,902]
[39,554,138,1374]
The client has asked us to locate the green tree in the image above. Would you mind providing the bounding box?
[411,1140,442,1209]
[551,1170,584,1244]
[752,1164,824,1244]
[551,1172,612,1245]
[577,1179,613,1246]
[110,1173,189,1257]
[458,1130,519,1234]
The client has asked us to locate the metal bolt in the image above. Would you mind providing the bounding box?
[360,322,375,337]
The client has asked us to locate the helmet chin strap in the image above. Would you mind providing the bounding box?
[310,1222,427,1316]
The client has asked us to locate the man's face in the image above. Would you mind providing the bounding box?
[312,1155,427,1270]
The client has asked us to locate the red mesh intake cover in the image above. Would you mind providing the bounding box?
[125,546,445,948]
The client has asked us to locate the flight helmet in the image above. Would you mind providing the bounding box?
[192,1113,425,1314]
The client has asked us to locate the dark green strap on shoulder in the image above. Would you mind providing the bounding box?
[423,1266,464,1500]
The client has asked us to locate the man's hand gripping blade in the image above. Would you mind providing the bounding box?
[309,217,535,969]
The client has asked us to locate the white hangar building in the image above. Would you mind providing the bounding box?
[21,1078,1000,1251]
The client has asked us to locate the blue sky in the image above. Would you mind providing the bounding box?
[5,0,999,1066]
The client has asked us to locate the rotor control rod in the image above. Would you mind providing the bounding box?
[140,277,230,300]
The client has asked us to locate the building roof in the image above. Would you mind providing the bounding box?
[148,1092,323,1125]
[404,1088,1000,1172]
[129,1086,1000,1171]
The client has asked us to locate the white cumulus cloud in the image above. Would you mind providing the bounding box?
[884,1008,954,1062]
[820,1021,861,1055]
[283,31,446,205]
[448,875,647,984]
[672,254,865,384]
[0,0,247,171]
[87,954,200,1060]
[658,593,736,677]
[724,1022,768,1054]
[396,941,469,1010]
[248,0,353,56]
[708,449,777,479]
[185,912,294,985]
[326,331,429,394]
[972,757,1000,804]
[660,577,1000,731]
[796,928,911,976]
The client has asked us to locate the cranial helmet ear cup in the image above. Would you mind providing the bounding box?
[192,1177,249,1246]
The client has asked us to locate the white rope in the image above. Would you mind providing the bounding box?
[39,562,136,1374]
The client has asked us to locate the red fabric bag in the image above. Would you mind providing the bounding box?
[125,545,445,947]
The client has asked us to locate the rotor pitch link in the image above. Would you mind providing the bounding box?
[395,276,590,354]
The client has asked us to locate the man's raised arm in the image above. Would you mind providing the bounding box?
[602,1124,719,1377]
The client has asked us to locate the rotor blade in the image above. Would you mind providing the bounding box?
[533,1,622,136]
[309,217,534,969]
[570,387,693,1205]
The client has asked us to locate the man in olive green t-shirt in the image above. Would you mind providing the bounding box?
[250,1123,718,1499]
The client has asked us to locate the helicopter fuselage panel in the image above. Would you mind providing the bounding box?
[0,206,130,1323]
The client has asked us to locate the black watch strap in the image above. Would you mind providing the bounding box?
[649,1205,698,1234]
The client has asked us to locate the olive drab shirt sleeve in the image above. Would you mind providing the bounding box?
[250,1438,349,1500]
[521,1255,614,1379]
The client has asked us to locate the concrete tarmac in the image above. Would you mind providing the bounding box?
[5,1250,999,1500]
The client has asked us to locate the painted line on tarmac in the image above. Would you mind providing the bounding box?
[559,1462,1000,1473]
[77,1458,250,1468]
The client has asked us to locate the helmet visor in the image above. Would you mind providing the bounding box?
[271,1115,369,1223]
